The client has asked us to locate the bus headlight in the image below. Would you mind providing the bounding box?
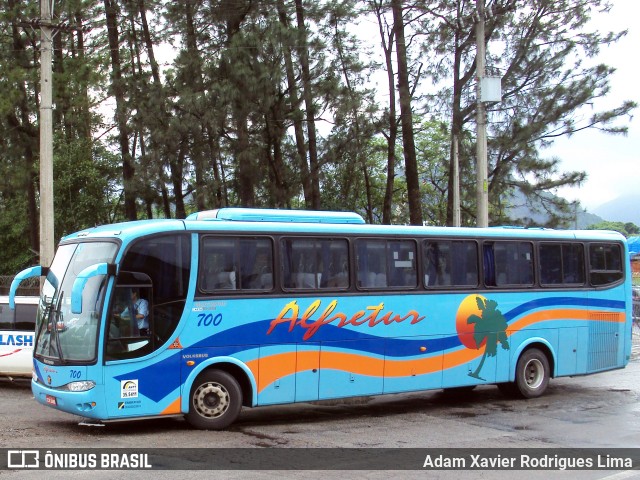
[65,381,96,392]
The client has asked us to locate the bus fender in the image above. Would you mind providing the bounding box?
[181,356,258,412]
[508,337,557,381]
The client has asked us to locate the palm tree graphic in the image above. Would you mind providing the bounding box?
[467,296,510,380]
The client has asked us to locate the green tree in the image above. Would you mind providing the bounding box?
[588,221,640,237]
[54,137,120,236]
[418,0,636,226]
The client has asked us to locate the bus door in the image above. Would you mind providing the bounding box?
[256,343,320,405]
[295,342,319,402]
[102,273,181,418]
[318,339,383,399]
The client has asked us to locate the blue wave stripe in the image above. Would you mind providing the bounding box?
[503,297,625,321]
[191,296,624,358]
[114,296,625,403]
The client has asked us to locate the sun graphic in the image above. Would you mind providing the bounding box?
[455,294,487,350]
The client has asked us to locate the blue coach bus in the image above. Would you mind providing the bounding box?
[9,208,632,429]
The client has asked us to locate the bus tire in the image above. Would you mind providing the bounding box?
[513,348,550,398]
[186,370,242,430]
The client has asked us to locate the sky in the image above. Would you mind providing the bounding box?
[551,0,640,211]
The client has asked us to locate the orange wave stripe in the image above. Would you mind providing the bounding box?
[248,309,625,392]
[510,308,624,331]
[161,397,182,415]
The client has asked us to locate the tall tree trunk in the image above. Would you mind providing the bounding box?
[8,0,39,255]
[235,111,255,206]
[332,13,373,222]
[138,0,176,218]
[447,28,464,226]
[104,0,137,220]
[52,32,73,138]
[277,0,312,208]
[392,0,422,225]
[373,1,398,225]
[171,145,187,219]
[206,124,225,207]
[73,10,92,140]
[295,0,321,209]
[264,113,288,208]
[184,0,207,212]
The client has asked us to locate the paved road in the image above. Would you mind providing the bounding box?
[1,335,639,479]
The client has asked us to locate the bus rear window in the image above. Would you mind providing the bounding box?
[589,243,623,286]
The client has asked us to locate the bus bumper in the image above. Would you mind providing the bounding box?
[32,379,107,420]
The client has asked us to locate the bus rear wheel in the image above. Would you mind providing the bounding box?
[186,370,242,430]
[513,348,550,398]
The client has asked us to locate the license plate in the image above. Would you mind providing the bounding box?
[46,395,57,406]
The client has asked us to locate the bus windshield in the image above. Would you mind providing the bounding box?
[35,241,119,363]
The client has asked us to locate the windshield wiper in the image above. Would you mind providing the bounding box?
[34,297,55,358]
[51,292,65,363]
[35,292,65,363]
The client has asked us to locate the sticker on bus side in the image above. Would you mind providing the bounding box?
[120,379,139,399]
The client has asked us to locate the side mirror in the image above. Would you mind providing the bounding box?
[9,266,49,309]
[71,263,117,314]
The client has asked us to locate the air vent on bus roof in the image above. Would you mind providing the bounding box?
[186,208,365,224]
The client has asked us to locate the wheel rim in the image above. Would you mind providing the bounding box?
[193,382,230,419]
[523,358,544,389]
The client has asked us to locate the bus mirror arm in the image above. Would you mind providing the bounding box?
[9,266,49,310]
[71,263,117,314]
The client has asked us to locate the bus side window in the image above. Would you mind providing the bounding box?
[356,240,386,288]
[388,241,417,288]
[539,244,562,285]
[563,243,585,284]
[589,243,623,286]
[15,303,37,330]
[540,243,585,286]
[357,239,417,289]
[0,302,13,329]
[424,240,478,288]
[483,243,496,287]
[488,241,533,287]
[281,238,349,290]
[200,239,237,291]
[239,238,273,290]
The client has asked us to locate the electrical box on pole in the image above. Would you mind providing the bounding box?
[480,76,502,102]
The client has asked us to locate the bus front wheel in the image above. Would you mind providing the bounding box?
[186,370,242,430]
[513,348,550,398]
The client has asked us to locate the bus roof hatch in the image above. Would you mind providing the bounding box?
[187,208,365,224]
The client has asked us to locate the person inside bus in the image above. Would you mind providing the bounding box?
[115,289,149,337]
[129,289,149,336]
[245,252,273,289]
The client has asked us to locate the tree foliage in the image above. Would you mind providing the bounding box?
[587,221,640,237]
[0,0,635,273]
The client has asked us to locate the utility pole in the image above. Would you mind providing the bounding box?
[475,0,488,228]
[39,0,55,268]
[21,3,89,269]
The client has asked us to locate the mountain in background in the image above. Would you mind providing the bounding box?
[505,190,603,229]
[591,194,640,226]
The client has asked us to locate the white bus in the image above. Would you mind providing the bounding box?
[0,295,38,378]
